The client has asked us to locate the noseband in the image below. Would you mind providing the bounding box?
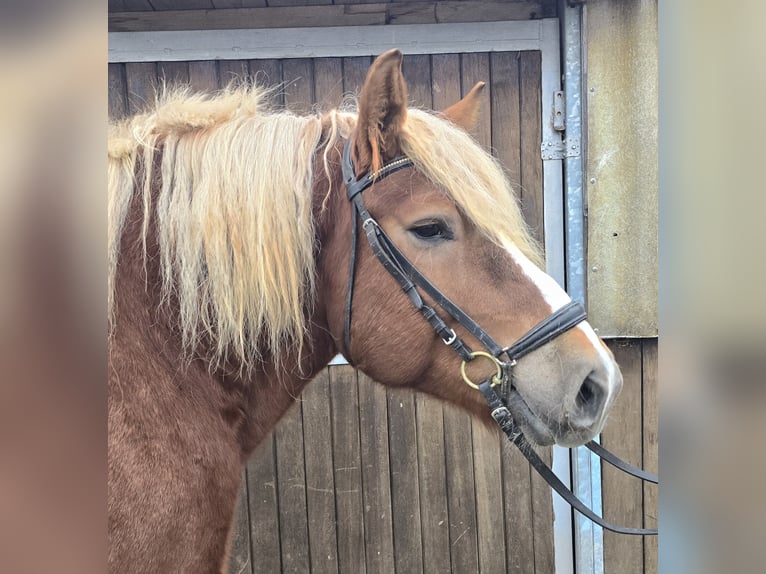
[341,139,657,536]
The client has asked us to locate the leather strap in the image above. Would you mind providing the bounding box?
[478,381,658,536]
[502,300,587,361]
[585,440,659,484]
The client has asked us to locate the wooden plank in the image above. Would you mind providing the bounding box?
[227,471,253,574]
[518,51,544,244]
[472,420,506,574]
[188,60,219,92]
[249,60,284,109]
[247,433,281,573]
[388,1,545,26]
[275,400,311,573]
[490,51,522,194]
[402,54,432,109]
[443,403,479,573]
[151,0,214,9]
[125,62,157,115]
[213,0,266,8]
[460,52,491,149]
[431,53,461,112]
[329,365,366,574]
[529,445,555,574]
[602,340,644,574]
[110,5,385,32]
[642,339,659,574]
[501,441,535,574]
[387,387,424,573]
[342,56,372,100]
[157,60,190,87]
[110,2,550,32]
[357,373,395,574]
[108,0,153,11]
[302,369,340,574]
[282,59,314,115]
[108,21,549,63]
[108,63,128,120]
[218,60,250,88]
[313,58,344,112]
[415,393,450,574]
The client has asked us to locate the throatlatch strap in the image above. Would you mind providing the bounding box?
[478,381,658,536]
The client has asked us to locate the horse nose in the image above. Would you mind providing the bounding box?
[566,372,608,431]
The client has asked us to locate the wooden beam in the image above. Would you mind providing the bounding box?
[109,1,546,32]
[108,20,548,62]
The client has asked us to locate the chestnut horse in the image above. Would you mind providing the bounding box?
[108,50,622,572]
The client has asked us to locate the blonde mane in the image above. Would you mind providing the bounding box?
[108,85,540,370]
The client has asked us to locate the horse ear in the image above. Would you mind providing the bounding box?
[440,81,486,131]
[354,49,408,174]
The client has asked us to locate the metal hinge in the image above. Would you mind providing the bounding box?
[553,90,566,131]
[541,138,580,161]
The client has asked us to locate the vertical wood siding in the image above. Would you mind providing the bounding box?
[109,53,655,573]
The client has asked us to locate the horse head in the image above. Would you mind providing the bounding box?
[317,49,622,447]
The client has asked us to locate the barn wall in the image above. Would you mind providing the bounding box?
[584,0,658,337]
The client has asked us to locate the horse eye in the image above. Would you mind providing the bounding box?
[411,222,452,241]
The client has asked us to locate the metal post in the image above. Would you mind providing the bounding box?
[560,1,605,573]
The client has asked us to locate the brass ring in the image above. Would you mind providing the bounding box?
[461,351,503,390]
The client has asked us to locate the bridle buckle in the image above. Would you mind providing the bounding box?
[441,328,457,346]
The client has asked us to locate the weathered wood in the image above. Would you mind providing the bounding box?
[518,51,544,245]
[302,369,340,574]
[490,51,522,194]
[443,403,479,573]
[157,60,189,87]
[431,53,461,111]
[357,374,395,574]
[188,60,219,92]
[151,0,214,9]
[227,471,253,574]
[108,63,128,119]
[313,58,344,112]
[213,0,266,8]
[402,54,432,109]
[109,2,548,32]
[282,59,314,115]
[501,442,535,574]
[217,60,250,88]
[329,366,367,573]
[109,5,384,32]
[602,340,644,574]
[108,0,153,12]
[529,445,555,574]
[387,387,424,573]
[642,339,659,574]
[342,56,372,99]
[247,433,281,573]
[125,62,157,115]
[275,400,311,573]
[249,60,284,109]
[460,52,491,149]
[415,393,451,574]
[472,419,506,573]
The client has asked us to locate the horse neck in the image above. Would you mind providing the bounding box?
[110,159,337,455]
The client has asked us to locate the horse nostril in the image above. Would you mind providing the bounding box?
[571,374,606,428]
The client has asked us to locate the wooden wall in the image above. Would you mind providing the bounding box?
[601,339,659,574]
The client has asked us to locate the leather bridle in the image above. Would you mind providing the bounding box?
[341,139,658,536]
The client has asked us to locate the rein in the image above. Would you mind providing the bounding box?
[341,139,658,536]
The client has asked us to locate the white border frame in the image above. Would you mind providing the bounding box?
[109,20,573,572]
